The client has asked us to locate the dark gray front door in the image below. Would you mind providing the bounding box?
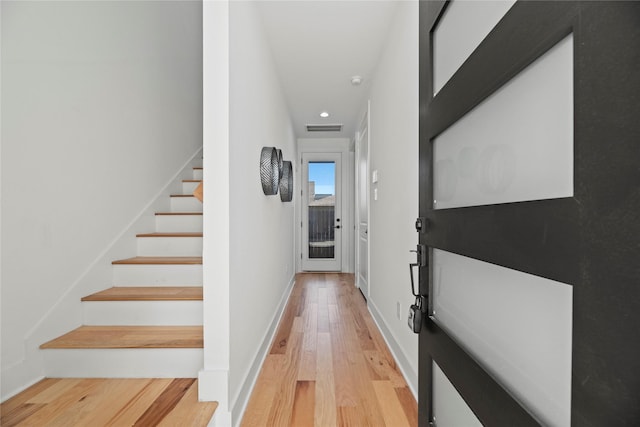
[418,1,640,425]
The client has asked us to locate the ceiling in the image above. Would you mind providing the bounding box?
[256,1,400,139]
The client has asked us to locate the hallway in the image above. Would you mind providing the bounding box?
[241,273,417,426]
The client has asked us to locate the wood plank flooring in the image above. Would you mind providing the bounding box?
[81,286,203,301]
[0,378,217,427]
[40,326,203,349]
[241,273,418,427]
[136,232,203,238]
[111,256,202,265]
[155,212,203,216]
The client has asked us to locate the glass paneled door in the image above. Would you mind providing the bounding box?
[302,153,342,271]
[418,2,640,426]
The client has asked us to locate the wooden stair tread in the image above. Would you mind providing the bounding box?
[155,212,203,216]
[170,194,196,198]
[182,179,202,183]
[136,232,203,238]
[0,379,217,426]
[40,326,203,349]
[193,167,203,170]
[82,287,203,301]
[112,256,202,265]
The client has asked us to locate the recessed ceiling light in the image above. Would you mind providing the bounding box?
[320,111,329,118]
[351,75,363,86]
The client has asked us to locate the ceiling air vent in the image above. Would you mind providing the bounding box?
[306,124,343,132]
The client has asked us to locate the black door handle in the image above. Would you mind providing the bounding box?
[334,225,341,229]
[409,244,428,299]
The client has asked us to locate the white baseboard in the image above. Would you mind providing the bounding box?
[230,274,296,427]
[199,368,229,409]
[367,300,419,399]
[0,369,44,404]
[208,409,232,427]
[200,369,231,427]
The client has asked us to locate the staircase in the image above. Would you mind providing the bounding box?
[40,166,205,378]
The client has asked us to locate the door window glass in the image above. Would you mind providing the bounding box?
[433,0,516,95]
[433,35,573,209]
[308,162,336,259]
[433,361,483,427]
[432,249,572,427]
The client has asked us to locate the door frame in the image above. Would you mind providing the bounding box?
[418,1,640,426]
[355,104,370,298]
[301,152,343,272]
[296,139,355,274]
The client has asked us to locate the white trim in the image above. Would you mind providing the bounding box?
[201,0,231,412]
[200,368,232,427]
[0,375,45,405]
[208,409,232,427]
[368,300,418,399]
[231,275,296,426]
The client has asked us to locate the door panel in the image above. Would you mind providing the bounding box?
[302,153,342,271]
[356,109,370,297]
[419,1,640,426]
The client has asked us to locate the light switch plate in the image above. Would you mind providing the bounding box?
[372,169,379,183]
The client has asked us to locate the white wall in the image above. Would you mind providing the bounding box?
[1,0,203,400]
[226,2,297,422]
[363,0,419,395]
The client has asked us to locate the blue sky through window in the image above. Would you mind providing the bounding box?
[309,162,335,195]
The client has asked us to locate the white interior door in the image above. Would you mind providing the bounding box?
[355,110,369,298]
[302,153,342,271]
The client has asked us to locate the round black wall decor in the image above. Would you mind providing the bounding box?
[276,149,284,179]
[260,147,279,195]
[280,160,293,202]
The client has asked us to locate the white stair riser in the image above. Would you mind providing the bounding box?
[42,348,202,378]
[155,215,203,232]
[137,236,203,257]
[193,169,203,180]
[182,181,201,194]
[113,265,202,286]
[83,301,203,326]
[171,197,202,212]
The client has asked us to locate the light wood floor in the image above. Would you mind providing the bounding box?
[241,273,418,427]
[40,325,203,349]
[0,378,217,426]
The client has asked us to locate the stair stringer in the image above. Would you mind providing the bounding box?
[0,148,203,402]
